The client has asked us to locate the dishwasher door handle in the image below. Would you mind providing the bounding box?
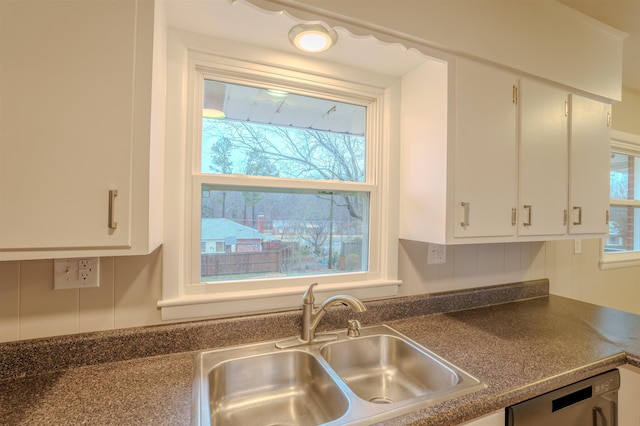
[593,406,604,426]
[593,401,618,426]
[506,406,514,426]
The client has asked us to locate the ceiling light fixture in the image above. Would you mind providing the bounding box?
[267,89,289,98]
[288,23,337,53]
[203,108,226,119]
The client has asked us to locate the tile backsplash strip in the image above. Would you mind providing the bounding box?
[0,247,164,342]
[1,241,547,343]
[0,279,548,381]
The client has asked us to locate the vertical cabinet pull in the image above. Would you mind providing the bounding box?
[523,205,532,226]
[460,202,470,228]
[606,210,610,225]
[511,208,517,226]
[573,206,582,226]
[564,209,568,226]
[108,189,118,230]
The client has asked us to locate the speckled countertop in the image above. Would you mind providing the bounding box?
[1,279,639,426]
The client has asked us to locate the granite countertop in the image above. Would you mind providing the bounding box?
[1,280,639,426]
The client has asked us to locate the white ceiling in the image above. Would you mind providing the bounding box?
[164,0,432,77]
[165,0,640,92]
[165,0,427,132]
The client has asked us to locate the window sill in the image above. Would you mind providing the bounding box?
[599,251,640,270]
[157,279,401,321]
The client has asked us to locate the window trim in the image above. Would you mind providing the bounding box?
[159,33,400,321]
[600,130,640,270]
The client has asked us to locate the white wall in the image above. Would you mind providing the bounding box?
[398,241,547,296]
[248,0,624,100]
[0,248,163,342]
[613,89,640,135]
[545,239,640,315]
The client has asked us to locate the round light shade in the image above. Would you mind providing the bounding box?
[288,23,337,53]
[203,108,226,119]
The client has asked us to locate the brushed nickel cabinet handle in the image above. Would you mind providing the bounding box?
[573,206,582,226]
[108,189,118,230]
[460,202,470,228]
[523,205,532,226]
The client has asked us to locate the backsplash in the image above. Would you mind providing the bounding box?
[397,240,547,296]
[0,279,549,381]
[0,242,549,343]
[0,247,163,342]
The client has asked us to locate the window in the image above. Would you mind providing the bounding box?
[607,151,640,252]
[198,80,370,283]
[159,46,400,320]
[601,131,640,269]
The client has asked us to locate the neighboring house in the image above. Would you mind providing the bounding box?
[201,218,276,253]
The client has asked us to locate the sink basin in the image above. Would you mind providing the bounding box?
[204,350,348,425]
[319,334,459,404]
[193,325,485,425]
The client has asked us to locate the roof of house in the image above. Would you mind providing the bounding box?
[201,218,275,241]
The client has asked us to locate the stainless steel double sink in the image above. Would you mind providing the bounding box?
[192,324,485,425]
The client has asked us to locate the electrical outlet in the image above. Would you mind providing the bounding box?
[574,239,582,254]
[427,243,446,264]
[54,258,100,289]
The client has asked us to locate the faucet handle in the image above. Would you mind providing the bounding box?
[303,282,318,305]
[347,319,361,337]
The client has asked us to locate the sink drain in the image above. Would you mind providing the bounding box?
[369,396,394,404]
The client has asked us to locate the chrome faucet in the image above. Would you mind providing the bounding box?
[276,282,367,349]
[300,282,367,343]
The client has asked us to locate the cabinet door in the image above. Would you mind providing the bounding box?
[569,94,611,235]
[453,59,517,238]
[0,0,135,250]
[619,365,640,426]
[519,79,569,236]
[459,410,505,426]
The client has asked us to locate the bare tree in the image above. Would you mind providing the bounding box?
[208,120,365,220]
[209,137,234,217]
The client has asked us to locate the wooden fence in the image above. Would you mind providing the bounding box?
[201,250,285,276]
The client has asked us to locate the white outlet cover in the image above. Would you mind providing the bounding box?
[53,258,100,289]
[574,239,582,254]
[427,243,446,264]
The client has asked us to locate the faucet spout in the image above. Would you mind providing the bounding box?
[320,294,367,313]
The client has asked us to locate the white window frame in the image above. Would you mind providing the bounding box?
[600,130,640,270]
[159,32,400,321]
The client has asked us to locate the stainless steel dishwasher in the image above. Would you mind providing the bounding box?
[506,369,619,426]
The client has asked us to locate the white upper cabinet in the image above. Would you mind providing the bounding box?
[0,0,164,260]
[518,79,569,237]
[453,59,518,239]
[569,94,611,235]
[518,81,611,239]
[400,56,612,245]
[400,57,518,244]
